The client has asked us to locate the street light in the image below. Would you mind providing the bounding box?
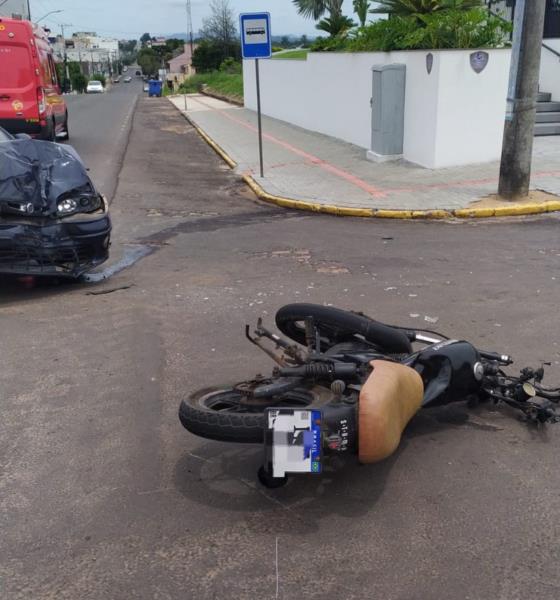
[36,10,63,24]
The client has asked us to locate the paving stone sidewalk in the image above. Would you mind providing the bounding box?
[169,93,560,211]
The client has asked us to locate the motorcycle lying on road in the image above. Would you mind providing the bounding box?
[179,304,560,488]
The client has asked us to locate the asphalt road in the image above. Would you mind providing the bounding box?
[1,97,560,600]
[64,78,142,200]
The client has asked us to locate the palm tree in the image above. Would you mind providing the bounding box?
[353,0,371,26]
[317,13,356,35]
[370,0,482,14]
[293,0,345,21]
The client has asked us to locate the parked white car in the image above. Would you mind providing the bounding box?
[86,80,104,94]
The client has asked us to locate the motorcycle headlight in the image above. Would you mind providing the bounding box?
[57,194,103,217]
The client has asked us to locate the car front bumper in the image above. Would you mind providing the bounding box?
[0,211,111,278]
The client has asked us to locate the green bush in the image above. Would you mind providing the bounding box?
[219,57,242,74]
[91,73,106,86]
[311,35,351,52]
[371,0,484,16]
[345,8,511,52]
[71,73,88,94]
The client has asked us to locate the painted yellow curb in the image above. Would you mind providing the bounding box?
[192,123,237,169]
[171,100,560,220]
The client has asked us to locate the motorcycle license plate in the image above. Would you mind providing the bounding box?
[264,409,322,478]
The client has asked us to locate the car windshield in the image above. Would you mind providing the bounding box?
[89,81,102,86]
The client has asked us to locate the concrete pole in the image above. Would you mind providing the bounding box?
[498,0,547,199]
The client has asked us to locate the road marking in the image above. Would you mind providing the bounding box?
[275,536,280,599]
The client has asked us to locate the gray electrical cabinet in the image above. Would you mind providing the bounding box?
[369,64,406,162]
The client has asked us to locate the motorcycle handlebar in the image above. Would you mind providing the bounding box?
[479,350,513,365]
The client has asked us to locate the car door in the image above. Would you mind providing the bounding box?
[0,24,37,130]
[46,53,66,127]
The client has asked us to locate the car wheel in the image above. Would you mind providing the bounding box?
[60,113,70,141]
[41,119,56,142]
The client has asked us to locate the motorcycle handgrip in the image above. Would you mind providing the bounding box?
[479,350,513,365]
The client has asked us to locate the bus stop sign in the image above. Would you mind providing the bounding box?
[240,12,272,59]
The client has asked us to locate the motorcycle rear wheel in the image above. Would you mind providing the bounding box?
[179,384,336,444]
[275,303,412,354]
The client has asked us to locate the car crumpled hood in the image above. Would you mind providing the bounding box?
[0,140,95,217]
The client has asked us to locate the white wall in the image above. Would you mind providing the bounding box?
[245,53,376,149]
[435,50,511,168]
[244,49,510,169]
[540,39,560,102]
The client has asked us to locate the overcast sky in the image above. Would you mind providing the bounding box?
[29,0,362,39]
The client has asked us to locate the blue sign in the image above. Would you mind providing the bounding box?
[240,12,272,59]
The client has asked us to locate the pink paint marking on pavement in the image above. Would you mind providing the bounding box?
[383,176,499,195]
[193,96,387,199]
[383,169,560,195]
[192,96,560,200]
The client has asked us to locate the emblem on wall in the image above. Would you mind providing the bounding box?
[426,53,434,75]
[12,100,24,112]
[470,51,489,74]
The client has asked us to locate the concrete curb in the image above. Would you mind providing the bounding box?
[172,100,560,220]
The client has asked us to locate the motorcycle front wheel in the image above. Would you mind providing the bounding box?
[179,384,335,444]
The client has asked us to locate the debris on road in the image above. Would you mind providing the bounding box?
[86,285,134,296]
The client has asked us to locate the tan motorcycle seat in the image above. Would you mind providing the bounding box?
[358,360,424,464]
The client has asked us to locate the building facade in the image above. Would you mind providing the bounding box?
[168,43,198,80]
[52,32,120,78]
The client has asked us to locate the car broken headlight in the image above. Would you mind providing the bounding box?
[57,194,103,217]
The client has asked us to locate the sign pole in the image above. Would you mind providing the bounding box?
[240,12,271,181]
[255,58,264,178]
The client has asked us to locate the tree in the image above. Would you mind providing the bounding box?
[293,0,344,20]
[137,48,160,77]
[71,72,87,93]
[192,39,240,72]
[91,73,106,86]
[370,0,482,15]
[140,32,151,47]
[165,38,184,53]
[119,40,137,53]
[280,35,291,47]
[317,14,355,35]
[201,0,237,48]
[293,0,348,37]
[353,0,371,26]
[300,34,310,46]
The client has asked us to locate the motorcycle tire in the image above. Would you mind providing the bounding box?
[179,384,336,444]
[275,303,412,354]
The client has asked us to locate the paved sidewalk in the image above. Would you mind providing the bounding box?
[169,93,560,212]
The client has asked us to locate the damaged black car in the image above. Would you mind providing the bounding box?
[0,127,111,278]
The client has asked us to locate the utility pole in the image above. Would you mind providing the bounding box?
[498,0,547,199]
[60,23,72,93]
[186,0,194,57]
